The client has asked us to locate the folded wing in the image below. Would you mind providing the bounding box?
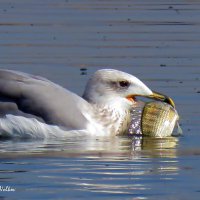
[0,70,90,129]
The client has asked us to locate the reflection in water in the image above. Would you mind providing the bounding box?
[141,137,178,150]
[0,135,179,157]
[0,136,180,199]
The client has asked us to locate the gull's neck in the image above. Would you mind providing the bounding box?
[87,97,132,136]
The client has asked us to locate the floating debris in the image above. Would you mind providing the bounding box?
[80,67,87,75]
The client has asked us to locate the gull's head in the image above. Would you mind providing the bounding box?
[83,69,153,106]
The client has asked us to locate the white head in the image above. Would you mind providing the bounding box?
[83,69,153,106]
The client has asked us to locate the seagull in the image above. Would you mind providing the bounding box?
[0,69,166,138]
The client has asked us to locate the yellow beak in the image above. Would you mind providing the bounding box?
[148,91,176,108]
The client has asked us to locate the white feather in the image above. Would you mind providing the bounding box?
[0,115,88,139]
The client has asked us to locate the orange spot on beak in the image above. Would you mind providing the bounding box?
[126,95,136,103]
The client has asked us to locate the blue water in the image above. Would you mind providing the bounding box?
[0,136,200,200]
[0,0,200,199]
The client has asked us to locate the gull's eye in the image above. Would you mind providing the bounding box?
[119,81,130,88]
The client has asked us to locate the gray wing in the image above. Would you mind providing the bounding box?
[0,69,90,129]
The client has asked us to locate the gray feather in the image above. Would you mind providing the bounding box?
[0,70,90,129]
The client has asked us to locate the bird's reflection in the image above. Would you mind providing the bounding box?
[0,134,179,159]
[0,135,180,199]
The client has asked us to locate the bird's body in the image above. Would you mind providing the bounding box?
[0,69,153,138]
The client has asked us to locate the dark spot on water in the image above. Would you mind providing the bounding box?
[30,23,34,26]
[160,64,166,67]
[179,81,183,84]
[53,36,56,40]
[197,91,200,93]
[196,190,200,193]
[187,128,191,132]
[14,170,27,173]
[80,68,87,75]
[168,6,173,9]
[2,162,14,164]
[3,9,7,12]
[127,18,131,22]
[182,166,193,170]
[0,170,26,173]
[193,152,200,156]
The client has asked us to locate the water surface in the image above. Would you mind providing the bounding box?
[0,0,200,199]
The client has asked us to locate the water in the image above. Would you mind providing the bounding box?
[0,0,200,199]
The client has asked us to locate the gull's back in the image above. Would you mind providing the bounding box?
[0,70,90,130]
